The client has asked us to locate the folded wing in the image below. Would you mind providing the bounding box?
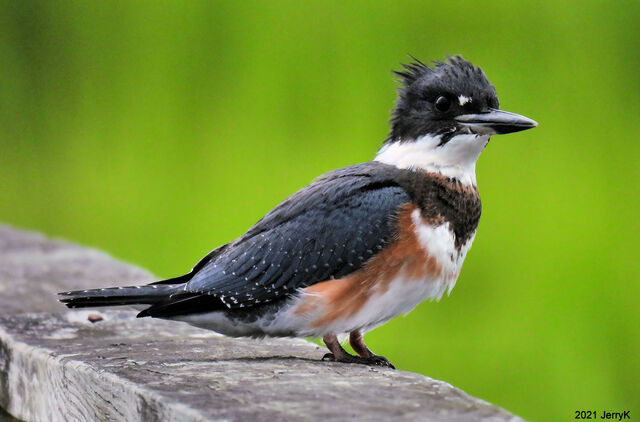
[142,162,410,317]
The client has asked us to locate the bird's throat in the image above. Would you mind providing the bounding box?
[374,134,489,186]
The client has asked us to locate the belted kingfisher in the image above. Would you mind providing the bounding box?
[60,56,537,369]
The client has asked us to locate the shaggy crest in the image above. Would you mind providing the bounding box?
[394,55,487,88]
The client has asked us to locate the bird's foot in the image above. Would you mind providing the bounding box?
[322,352,395,369]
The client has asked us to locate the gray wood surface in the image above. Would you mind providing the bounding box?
[0,224,524,422]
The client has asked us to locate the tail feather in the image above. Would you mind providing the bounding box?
[59,284,182,308]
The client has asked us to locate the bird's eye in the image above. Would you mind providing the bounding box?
[434,96,451,112]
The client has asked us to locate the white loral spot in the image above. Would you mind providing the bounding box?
[458,95,472,106]
[375,134,489,186]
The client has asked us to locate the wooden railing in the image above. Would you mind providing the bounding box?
[0,225,523,422]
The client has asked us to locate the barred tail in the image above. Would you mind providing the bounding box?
[58,284,182,308]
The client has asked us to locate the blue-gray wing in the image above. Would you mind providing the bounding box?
[185,162,410,308]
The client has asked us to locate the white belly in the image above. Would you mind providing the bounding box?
[172,210,475,338]
[296,211,474,336]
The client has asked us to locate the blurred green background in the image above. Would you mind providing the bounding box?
[1,1,638,420]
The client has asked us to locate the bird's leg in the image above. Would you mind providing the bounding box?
[321,333,395,369]
[322,334,355,362]
[349,331,395,369]
[349,331,374,357]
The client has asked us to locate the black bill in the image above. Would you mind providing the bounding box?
[455,109,538,135]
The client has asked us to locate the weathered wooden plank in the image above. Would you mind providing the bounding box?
[0,225,524,421]
[0,225,154,315]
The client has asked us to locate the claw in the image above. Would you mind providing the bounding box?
[320,352,396,369]
[366,355,395,369]
[322,353,336,362]
[322,333,395,369]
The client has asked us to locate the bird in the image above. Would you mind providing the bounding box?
[59,56,537,369]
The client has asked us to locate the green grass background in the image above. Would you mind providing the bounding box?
[1,1,638,420]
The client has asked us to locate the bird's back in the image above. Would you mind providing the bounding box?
[139,162,480,337]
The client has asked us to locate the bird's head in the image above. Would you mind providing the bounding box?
[376,55,537,185]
